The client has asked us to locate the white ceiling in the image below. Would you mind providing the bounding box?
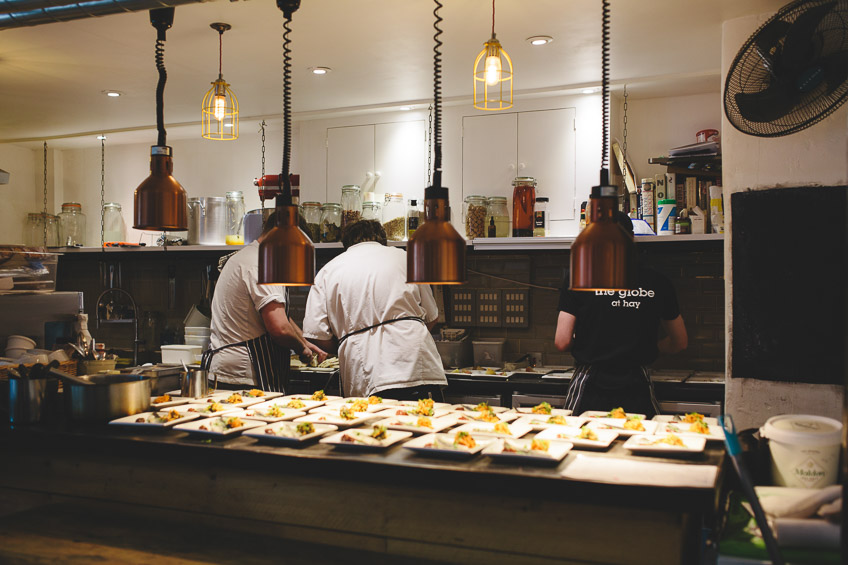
[0,0,787,148]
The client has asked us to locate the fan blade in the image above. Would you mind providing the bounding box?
[821,51,848,95]
[735,85,799,123]
[780,1,836,72]
[753,19,791,77]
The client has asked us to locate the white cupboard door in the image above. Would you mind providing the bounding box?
[461,113,518,202]
[326,125,375,202]
[375,121,427,204]
[518,108,577,221]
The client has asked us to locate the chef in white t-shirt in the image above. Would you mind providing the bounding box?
[206,213,325,391]
[302,220,447,400]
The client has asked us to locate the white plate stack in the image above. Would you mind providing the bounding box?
[184,326,211,360]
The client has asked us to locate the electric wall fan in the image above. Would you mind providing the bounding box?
[724,0,848,137]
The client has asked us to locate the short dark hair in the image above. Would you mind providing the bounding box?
[614,210,634,236]
[341,220,387,249]
[261,212,277,235]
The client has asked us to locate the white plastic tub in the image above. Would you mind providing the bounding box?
[161,344,202,365]
[760,414,843,488]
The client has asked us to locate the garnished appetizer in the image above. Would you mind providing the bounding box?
[531,402,552,415]
[683,412,705,423]
[607,407,627,419]
[224,393,244,404]
[531,438,550,452]
[311,390,327,401]
[623,418,645,432]
[477,410,500,423]
[286,398,306,409]
[246,389,265,398]
[339,406,357,420]
[475,401,491,412]
[368,395,383,405]
[202,402,227,413]
[493,422,511,435]
[296,422,315,435]
[578,426,598,441]
[689,419,710,434]
[264,404,285,418]
[348,399,369,413]
[415,417,433,429]
[370,425,388,440]
[154,394,171,404]
[547,415,568,425]
[454,431,476,449]
[654,434,685,447]
[225,416,244,428]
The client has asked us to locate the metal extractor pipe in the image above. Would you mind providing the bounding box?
[0,0,206,30]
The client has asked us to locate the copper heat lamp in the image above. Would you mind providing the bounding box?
[258,0,315,286]
[407,0,466,285]
[133,8,188,232]
[569,0,633,291]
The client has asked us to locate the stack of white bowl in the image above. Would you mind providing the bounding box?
[184,326,211,355]
[5,335,36,359]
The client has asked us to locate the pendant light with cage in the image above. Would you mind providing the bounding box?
[258,0,315,286]
[569,0,634,291]
[407,0,467,285]
[202,22,239,141]
[473,0,513,111]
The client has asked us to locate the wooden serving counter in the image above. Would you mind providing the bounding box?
[0,418,726,564]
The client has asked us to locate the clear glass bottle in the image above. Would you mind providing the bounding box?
[340,185,362,228]
[533,197,549,237]
[512,177,536,237]
[406,199,422,239]
[301,202,322,242]
[26,212,60,247]
[102,202,126,243]
[58,202,86,246]
[225,191,246,245]
[486,196,510,237]
[320,203,342,242]
[382,193,405,241]
[464,195,488,239]
[362,201,382,222]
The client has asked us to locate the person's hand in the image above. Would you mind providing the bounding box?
[299,343,327,365]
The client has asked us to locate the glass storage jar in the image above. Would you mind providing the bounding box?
[486,196,510,238]
[382,193,405,241]
[301,202,322,242]
[25,212,59,247]
[58,202,86,246]
[512,177,536,237]
[406,199,422,239]
[102,202,126,243]
[464,195,488,239]
[320,203,342,242]
[362,201,382,222]
[225,191,246,245]
[340,185,362,228]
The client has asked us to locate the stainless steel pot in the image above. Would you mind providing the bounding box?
[243,208,273,244]
[8,377,59,423]
[187,196,227,245]
[59,373,152,422]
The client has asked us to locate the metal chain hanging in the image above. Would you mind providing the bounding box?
[426,104,433,185]
[622,84,629,165]
[259,120,266,211]
[100,136,106,248]
[42,141,48,246]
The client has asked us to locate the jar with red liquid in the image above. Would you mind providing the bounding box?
[511,176,536,237]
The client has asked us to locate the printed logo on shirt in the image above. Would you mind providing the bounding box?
[595,288,655,310]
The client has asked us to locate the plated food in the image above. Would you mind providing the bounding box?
[375,414,459,434]
[244,421,338,444]
[275,397,325,411]
[180,402,243,418]
[483,437,573,462]
[403,432,494,458]
[149,394,190,409]
[294,410,379,429]
[451,402,509,414]
[513,414,586,431]
[448,367,514,379]
[327,396,397,413]
[585,418,659,437]
[514,405,572,417]
[535,425,619,449]
[449,421,531,439]
[203,392,265,408]
[581,408,646,420]
[622,433,707,454]
[173,416,264,437]
[109,409,199,429]
[240,401,306,423]
[319,425,412,450]
[653,420,725,441]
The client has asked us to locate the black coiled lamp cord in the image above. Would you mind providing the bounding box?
[600,0,610,182]
[149,8,174,148]
[431,0,444,191]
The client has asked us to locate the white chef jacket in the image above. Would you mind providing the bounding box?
[209,241,288,385]
[302,241,446,397]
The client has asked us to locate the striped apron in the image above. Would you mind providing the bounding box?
[564,364,661,417]
[200,334,290,393]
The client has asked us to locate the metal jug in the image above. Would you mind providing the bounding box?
[181,368,217,398]
[187,197,227,245]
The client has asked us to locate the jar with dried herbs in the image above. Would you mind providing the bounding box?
[382,193,405,241]
[340,185,362,228]
[320,203,342,243]
[464,195,488,239]
[300,201,322,242]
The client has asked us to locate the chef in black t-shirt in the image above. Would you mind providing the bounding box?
[555,212,688,417]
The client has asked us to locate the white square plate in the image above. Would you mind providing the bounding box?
[173,416,265,437]
[293,412,381,428]
[239,401,306,423]
[622,433,707,454]
[536,425,619,449]
[653,421,724,441]
[282,393,343,404]
[447,410,518,424]
[585,418,659,436]
[447,368,514,379]
[272,398,326,411]
[326,397,399,413]
[373,414,459,434]
[652,414,719,427]
[243,422,337,444]
[394,400,453,411]
[149,395,190,410]
[180,403,244,418]
[581,410,647,420]
[201,392,266,408]
[448,421,532,439]
[483,438,573,463]
[109,410,200,429]
[319,427,412,451]
[403,433,495,458]
[228,389,284,401]
[513,406,573,417]
[375,406,453,419]
[449,403,510,414]
[513,414,587,432]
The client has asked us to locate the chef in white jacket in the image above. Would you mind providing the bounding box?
[302,220,447,400]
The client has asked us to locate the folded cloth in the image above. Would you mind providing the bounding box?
[754,485,842,519]
[772,518,840,549]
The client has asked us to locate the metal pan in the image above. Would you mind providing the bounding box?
[51,369,151,422]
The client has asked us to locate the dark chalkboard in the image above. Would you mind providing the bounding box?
[731,186,846,384]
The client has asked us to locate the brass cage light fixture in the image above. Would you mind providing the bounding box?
[258,0,315,286]
[569,0,634,291]
[473,0,513,111]
[407,0,467,285]
[201,22,239,141]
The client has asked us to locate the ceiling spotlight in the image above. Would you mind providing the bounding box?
[582,88,597,94]
[400,106,412,111]
[526,35,553,46]
[102,90,123,97]
[96,135,107,140]
[309,67,331,75]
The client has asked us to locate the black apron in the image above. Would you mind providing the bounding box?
[564,364,661,418]
[201,334,290,393]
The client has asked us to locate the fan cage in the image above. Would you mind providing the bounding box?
[724,0,848,137]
